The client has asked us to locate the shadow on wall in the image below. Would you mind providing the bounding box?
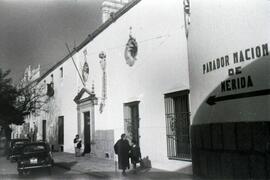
[193,55,269,125]
[191,55,270,179]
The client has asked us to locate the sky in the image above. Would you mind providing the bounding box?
[0,0,104,84]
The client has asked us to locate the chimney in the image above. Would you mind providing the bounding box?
[101,0,130,23]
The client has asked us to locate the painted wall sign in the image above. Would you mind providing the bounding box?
[202,43,269,101]
[207,89,270,105]
[202,43,268,75]
[188,0,270,125]
[189,1,270,178]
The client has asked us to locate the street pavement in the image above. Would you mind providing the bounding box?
[53,152,197,180]
[0,155,103,180]
[0,151,197,180]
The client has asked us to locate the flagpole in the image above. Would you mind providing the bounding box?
[65,43,85,87]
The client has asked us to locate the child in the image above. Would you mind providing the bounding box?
[130,139,141,170]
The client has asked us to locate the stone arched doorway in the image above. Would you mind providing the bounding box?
[74,87,97,155]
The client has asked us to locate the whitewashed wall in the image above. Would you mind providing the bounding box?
[188,1,270,178]
[77,0,190,170]
[32,0,190,171]
[34,55,81,153]
[188,0,270,125]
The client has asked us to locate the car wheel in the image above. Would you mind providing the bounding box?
[18,170,23,177]
[24,170,30,175]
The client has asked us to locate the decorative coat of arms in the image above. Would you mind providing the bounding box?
[82,49,89,83]
[124,27,138,66]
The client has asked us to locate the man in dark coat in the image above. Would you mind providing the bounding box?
[114,133,130,176]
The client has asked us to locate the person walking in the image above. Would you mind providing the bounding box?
[73,134,82,157]
[114,133,130,176]
[130,139,141,171]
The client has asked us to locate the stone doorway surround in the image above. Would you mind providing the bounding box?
[74,87,97,152]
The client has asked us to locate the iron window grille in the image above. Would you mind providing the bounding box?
[164,90,191,160]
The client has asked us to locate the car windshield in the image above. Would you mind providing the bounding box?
[14,142,25,148]
[11,139,28,146]
[23,145,47,153]
[12,141,27,148]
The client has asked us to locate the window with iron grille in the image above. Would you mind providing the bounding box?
[164,90,191,160]
[123,101,140,145]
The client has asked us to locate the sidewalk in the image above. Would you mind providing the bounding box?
[53,152,196,179]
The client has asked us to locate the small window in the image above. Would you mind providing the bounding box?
[60,67,63,78]
[164,90,191,160]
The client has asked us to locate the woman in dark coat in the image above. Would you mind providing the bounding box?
[114,134,130,176]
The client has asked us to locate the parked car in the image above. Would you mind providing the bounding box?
[17,142,54,176]
[7,139,30,162]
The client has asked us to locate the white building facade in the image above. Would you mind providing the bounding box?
[26,0,191,172]
[15,1,270,178]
